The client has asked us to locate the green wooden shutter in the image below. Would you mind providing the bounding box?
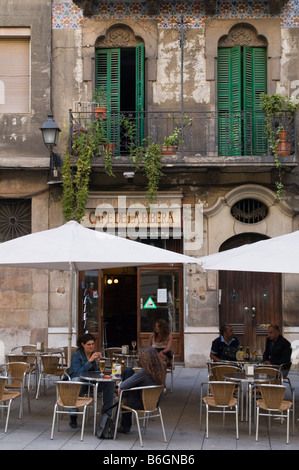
[95,49,120,149]
[135,43,145,142]
[217,47,242,156]
[243,47,267,155]
[252,47,267,155]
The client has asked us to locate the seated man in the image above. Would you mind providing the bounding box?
[210,324,240,362]
[263,324,292,377]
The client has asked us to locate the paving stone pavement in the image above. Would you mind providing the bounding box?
[1,366,298,453]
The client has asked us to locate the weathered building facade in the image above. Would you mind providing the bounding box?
[1,0,299,366]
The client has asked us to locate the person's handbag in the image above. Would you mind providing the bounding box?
[97,413,115,439]
[96,403,117,439]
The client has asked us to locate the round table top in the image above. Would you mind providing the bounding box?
[223,371,275,383]
[115,351,138,358]
[80,371,120,382]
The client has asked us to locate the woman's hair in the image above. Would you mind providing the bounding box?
[76,333,96,349]
[153,318,170,342]
[139,346,166,385]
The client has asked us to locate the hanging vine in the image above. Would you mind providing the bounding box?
[261,93,299,200]
[61,120,106,222]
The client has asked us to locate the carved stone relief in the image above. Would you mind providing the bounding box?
[96,24,142,48]
[219,24,267,48]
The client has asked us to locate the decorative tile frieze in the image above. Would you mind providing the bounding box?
[52,1,299,29]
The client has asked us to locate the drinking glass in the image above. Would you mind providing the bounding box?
[131,341,137,353]
[99,360,105,376]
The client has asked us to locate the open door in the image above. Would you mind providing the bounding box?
[137,266,184,362]
[95,43,145,153]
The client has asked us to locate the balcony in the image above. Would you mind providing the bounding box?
[69,107,297,173]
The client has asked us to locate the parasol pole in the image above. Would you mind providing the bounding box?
[68,262,74,366]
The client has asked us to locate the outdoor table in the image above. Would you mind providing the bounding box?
[223,371,275,434]
[80,371,119,435]
[17,347,64,391]
[114,351,139,367]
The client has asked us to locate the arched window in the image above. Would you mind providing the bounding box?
[95,25,145,152]
[217,24,268,156]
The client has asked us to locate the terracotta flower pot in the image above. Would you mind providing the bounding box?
[276,129,291,156]
[94,107,107,118]
[104,143,115,155]
[162,145,178,155]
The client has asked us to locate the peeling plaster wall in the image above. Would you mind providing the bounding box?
[153,29,210,107]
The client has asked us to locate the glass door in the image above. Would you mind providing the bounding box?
[137,266,184,361]
[79,270,102,351]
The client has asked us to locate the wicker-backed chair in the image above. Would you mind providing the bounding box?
[36,355,65,399]
[114,385,166,447]
[105,348,122,368]
[0,376,22,433]
[7,354,37,391]
[202,381,239,439]
[212,364,242,381]
[8,345,37,390]
[252,365,296,434]
[2,362,31,419]
[200,364,242,427]
[62,346,77,367]
[254,365,282,384]
[51,381,94,441]
[256,384,293,444]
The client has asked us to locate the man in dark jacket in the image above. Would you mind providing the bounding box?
[263,324,292,376]
[210,324,240,362]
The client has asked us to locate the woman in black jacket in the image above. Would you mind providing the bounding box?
[117,346,166,433]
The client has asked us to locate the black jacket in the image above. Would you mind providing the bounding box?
[263,335,292,369]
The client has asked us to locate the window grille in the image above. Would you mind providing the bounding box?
[0,199,31,242]
[231,198,268,224]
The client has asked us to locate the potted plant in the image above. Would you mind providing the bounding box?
[261,93,299,198]
[162,114,193,155]
[162,126,182,155]
[92,88,107,118]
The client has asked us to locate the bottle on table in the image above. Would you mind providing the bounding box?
[236,345,244,361]
[245,346,250,361]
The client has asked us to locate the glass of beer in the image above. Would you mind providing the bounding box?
[99,359,105,376]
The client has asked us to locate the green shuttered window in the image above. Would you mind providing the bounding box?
[95,44,145,151]
[217,46,267,156]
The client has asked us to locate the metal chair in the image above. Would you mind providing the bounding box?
[105,347,122,367]
[0,376,22,433]
[62,346,77,367]
[0,362,31,420]
[51,381,94,441]
[114,385,167,447]
[200,364,242,426]
[256,384,293,444]
[211,364,242,381]
[166,351,175,392]
[36,355,65,399]
[202,381,239,439]
[7,353,36,391]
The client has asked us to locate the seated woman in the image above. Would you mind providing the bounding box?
[68,333,115,429]
[149,318,173,365]
[117,346,166,434]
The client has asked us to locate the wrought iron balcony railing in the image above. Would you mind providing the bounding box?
[69,108,297,164]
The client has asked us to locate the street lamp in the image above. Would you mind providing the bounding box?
[40,114,62,184]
